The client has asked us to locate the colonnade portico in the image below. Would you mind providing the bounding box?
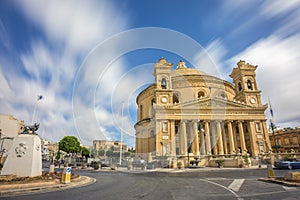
[163,119,269,158]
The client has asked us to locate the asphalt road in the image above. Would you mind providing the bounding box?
[1,168,300,200]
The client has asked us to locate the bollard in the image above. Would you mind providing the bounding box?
[61,167,71,184]
[49,164,55,173]
[267,164,275,178]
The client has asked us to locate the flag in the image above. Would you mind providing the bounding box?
[268,96,274,118]
[37,95,43,101]
[270,107,274,118]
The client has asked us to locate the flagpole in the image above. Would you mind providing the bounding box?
[119,102,124,166]
[268,97,278,153]
[31,95,43,125]
[31,102,38,125]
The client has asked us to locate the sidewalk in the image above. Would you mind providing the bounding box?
[0,175,96,197]
[258,177,300,187]
[115,164,268,173]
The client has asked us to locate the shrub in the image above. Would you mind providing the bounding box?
[216,159,225,167]
[177,161,183,168]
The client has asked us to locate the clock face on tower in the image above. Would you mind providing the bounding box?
[161,97,167,103]
[250,97,256,104]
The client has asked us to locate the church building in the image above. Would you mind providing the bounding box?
[135,58,272,165]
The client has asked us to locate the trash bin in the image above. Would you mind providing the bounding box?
[61,167,71,184]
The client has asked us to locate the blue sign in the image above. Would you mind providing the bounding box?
[66,167,71,174]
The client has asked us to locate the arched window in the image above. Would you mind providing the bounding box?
[151,99,155,117]
[247,80,253,90]
[173,93,179,103]
[139,105,143,120]
[162,122,168,132]
[198,91,205,98]
[150,130,155,137]
[151,98,155,105]
[220,93,226,98]
[238,82,243,91]
[161,78,167,89]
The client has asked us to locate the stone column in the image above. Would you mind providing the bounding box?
[221,124,228,155]
[191,121,200,156]
[204,121,211,155]
[232,122,238,152]
[211,122,218,155]
[199,122,206,155]
[227,121,235,154]
[156,123,161,155]
[179,121,187,156]
[262,120,272,152]
[216,121,224,155]
[248,121,259,158]
[238,121,247,154]
[170,120,176,156]
[136,132,140,154]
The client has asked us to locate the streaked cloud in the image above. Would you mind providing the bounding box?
[227,34,300,127]
[0,0,129,145]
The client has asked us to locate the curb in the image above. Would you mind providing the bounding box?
[258,177,300,187]
[0,176,96,197]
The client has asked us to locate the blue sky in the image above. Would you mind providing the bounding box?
[1,0,300,148]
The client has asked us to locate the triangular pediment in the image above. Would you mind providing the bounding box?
[169,97,255,109]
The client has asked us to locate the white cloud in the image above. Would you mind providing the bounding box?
[226,34,300,127]
[219,0,300,128]
[17,0,127,54]
[260,0,300,37]
[259,0,300,18]
[193,39,227,78]
[0,67,14,99]
[0,1,129,146]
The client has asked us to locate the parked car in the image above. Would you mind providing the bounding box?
[274,159,300,169]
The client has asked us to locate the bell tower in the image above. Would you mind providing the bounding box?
[154,58,174,105]
[230,60,262,105]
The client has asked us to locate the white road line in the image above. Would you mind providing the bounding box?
[206,178,227,180]
[228,179,245,192]
[200,178,243,200]
[282,186,298,191]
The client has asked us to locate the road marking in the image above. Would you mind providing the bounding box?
[200,178,243,200]
[228,179,245,192]
[206,178,227,180]
[282,186,298,191]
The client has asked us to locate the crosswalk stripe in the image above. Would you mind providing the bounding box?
[228,179,245,192]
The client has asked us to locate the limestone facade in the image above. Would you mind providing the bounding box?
[270,127,300,153]
[0,115,24,138]
[0,115,24,165]
[93,140,127,151]
[135,58,272,160]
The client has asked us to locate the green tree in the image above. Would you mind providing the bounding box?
[90,149,97,158]
[59,136,81,153]
[55,151,61,160]
[106,149,114,157]
[81,147,90,157]
[98,149,105,156]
